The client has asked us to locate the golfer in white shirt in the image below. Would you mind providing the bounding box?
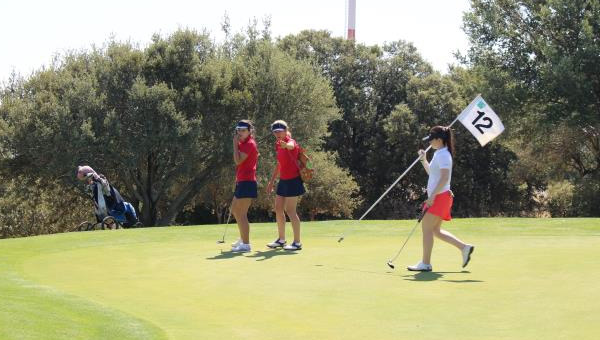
[408,126,474,272]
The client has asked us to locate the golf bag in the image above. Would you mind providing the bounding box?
[88,175,140,228]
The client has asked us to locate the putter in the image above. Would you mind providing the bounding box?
[386,208,428,269]
[217,171,238,244]
[216,203,233,244]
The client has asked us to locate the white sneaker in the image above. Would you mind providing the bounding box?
[462,245,474,268]
[283,242,302,251]
[231,243,251,252]
[407,261,432,272]
[266,239,286,249]
[231,239,242,248]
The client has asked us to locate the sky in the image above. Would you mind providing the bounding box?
[0,0,472,83]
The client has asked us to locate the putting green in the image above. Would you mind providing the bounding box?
[1,218,599,339]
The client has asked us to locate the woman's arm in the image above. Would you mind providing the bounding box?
[279,139,295,150]
[233,151,248,166]
[270,163,280,183]
[426,169,450,205]
[232,135,249,165]
[266,163,280,193]
[418,149,430,175]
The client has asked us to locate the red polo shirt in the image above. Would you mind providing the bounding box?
[236,136,258,182]
[275,136,300,180]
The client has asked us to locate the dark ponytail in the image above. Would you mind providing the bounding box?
[429,126,455,157]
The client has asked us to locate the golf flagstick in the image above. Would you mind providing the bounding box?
[337,95,504,242]
[337,117,460,243]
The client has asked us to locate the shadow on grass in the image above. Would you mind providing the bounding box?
[403,271,484,283]
[205,250,246,260]
[319,265,395,276]
[403,272,444,281]
[247,249,298,261]
[315,266,483,282]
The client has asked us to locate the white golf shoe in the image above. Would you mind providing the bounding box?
[462,245,474,268]
[407,261,432,272]
[266,239,286,249]
[283,242,302,251]
[231,243,251,252]
[231,239,242,248]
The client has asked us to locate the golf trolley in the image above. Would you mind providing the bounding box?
[76,215,130,231]
[75,171,142,232]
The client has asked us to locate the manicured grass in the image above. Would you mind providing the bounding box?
[1,218,599,339]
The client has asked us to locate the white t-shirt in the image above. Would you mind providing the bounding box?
[427,147,452,198]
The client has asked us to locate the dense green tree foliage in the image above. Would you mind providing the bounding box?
[464,0,600,215]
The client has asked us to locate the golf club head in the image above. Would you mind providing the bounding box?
[337,237,344,243]
[216,240,225,244]
[387,261,395,269]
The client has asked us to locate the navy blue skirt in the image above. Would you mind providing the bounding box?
[276,177,305,197]
[234,181,258,198]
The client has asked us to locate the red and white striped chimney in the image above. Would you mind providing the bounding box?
[346,0,356,40]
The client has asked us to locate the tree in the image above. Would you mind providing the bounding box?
[0,176,90,238]
[279,30,526,218]
[0,28,339,227]
[463,0,600,215]
[279,31,437,218]
[296,151,362,221]
[384,71,525,217]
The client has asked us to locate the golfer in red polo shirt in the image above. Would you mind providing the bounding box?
[230,120,259,252]
[266,120,305,251]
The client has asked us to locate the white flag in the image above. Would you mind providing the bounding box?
[457,95,505,146]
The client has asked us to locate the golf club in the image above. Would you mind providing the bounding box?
[216,201,234,244]
[386,207,428,269]
[217,160,238,244]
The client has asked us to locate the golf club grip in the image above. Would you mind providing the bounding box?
[418,207,429,222]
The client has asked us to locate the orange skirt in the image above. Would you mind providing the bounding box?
[423,191,453,221]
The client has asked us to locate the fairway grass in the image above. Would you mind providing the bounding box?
[1,218,599,339]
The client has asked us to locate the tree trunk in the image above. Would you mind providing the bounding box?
[156,171,211,226]
[140,196,157,226]
[216,209,223,224]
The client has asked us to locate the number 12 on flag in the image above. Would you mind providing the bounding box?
[457,95,505,146]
